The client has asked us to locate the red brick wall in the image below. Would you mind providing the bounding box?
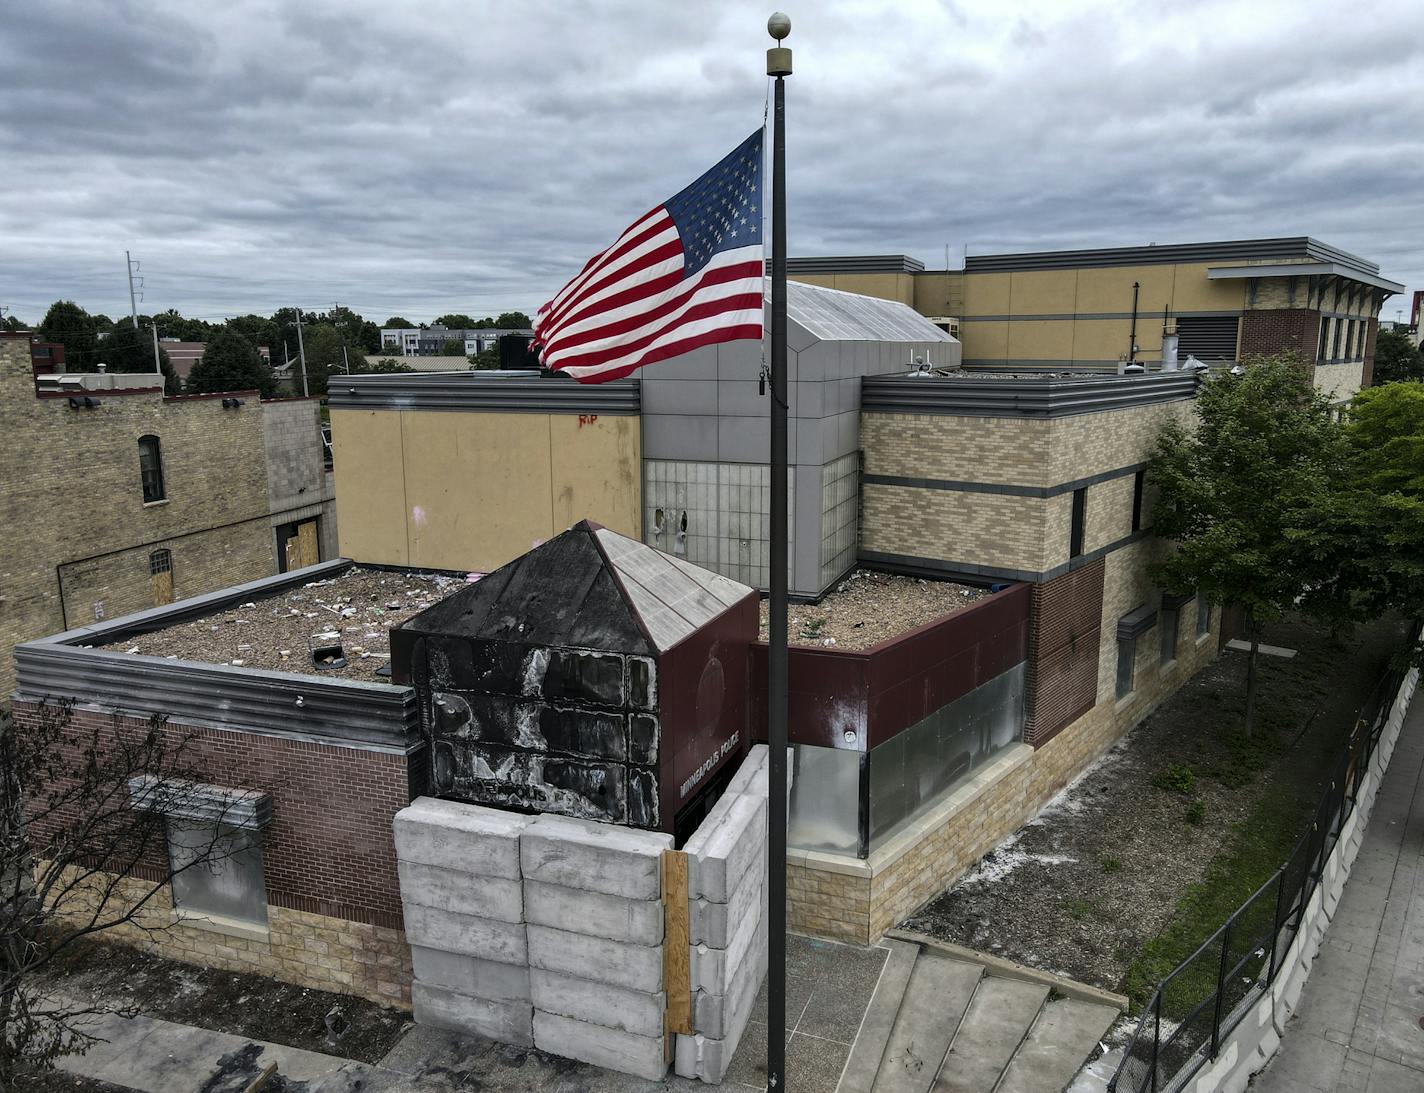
[1239,308,1321,361]
[13,702,419,929]
[1024,559,1104,747]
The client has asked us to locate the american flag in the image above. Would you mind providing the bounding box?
[535,130,764,384]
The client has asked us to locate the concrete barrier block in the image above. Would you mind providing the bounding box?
[691,847,764,947]
[530,968,665,1038]
[394,796,531,879]
[685,793,765,903]
[410,946,530,1002]
[413,982,533,1046]
[692,925,767,1040]
[403,903,528,965]
[527,923,662,994]
[723,745,769,798]
[525,880,663,945]
[534,1010,667,1082]
[690,900,761,995]
[398,860,524,923]
[520,813,672,899]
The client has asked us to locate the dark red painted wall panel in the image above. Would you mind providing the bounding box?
[751,582,1031,752]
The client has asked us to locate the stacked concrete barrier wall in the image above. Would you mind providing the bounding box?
[676,745,775,1084]
[523,813,673,1079]
[393,744,782,1084]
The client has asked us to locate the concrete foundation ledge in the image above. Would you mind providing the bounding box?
[524,879,663,945]
[520,813,673,900]
[530,968,665,1038]
[394,797,532,879]
[534,1010,668,1082]
[409,947,530,1002]
[397,860,524,923]
[526,923,663,993]
[402,903,528,965]
[413,981,533,1047]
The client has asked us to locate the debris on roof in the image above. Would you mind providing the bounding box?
[758,569,987,650]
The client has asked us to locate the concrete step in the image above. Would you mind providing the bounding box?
[932,977,1049,1093]
[839,939,920,1093]
[872,951,983,1093]
[993,998,1118,1093]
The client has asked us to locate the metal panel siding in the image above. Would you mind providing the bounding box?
[13,643,418,750]
[859,372,1199,417]
[776,255,927,274]
[964,237,1380,277]
[325,374,640,414]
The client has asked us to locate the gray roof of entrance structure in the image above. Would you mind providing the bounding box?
[785,281,954,344]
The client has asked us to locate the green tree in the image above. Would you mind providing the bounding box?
[1148,355,1347,734]
[224,314,281,361]
[435,313,475,329]
[381,316,416,329]
[468,343,502,370]
[361,358,416,374]
[95,325,182,394]
[1,314,26,332]
[187,330,276,397]
[441,338,465,356]
[38,301,98,370]
[298,325,366,396]
[1371,327,1424,385]
[494,311,531,329]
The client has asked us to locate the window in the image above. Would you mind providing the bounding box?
[138,435,165,503]
[1116,638,1135,699]
[149,549,171,576]
[168,821,268,928]
[1318,317,1331,362]
[1196,595,1212,638]
[1070,487,1087,559]
[1131,471,1146,532]
[1332,318,1344,360]
[1160,605,1178,664]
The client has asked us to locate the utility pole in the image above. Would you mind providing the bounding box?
[765,12,792,1093]
[125,251,141,330]
[335,301,351,373]
[151,324,162,377]
[294,309,309,398]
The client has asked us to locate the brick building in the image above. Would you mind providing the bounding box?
[0,331,336,696]
[782,237,1403,401]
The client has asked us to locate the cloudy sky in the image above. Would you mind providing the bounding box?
[3,0,1422,327]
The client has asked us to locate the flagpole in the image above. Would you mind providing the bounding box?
[766,12,792,1092]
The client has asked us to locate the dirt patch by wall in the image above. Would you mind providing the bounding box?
[902,614,1407,996]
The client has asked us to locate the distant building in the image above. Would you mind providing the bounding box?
[158,340,272,383]
[781,237,1403,403]
[0,332,334,696]
[379,325,533,357]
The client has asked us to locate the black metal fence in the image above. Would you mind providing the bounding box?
[1108,650,1417,1093]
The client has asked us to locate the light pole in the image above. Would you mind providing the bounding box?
[766,11,791,1092]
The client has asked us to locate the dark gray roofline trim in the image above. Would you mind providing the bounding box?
[326,374,640,414]
[860,528,1151,584]
[959,310,1242,323]
[860,372,1199,417]
[778,255,926,274]
[1117,604,1159,640]
[863,461,1146,499]
[13,558,420,751]
[964,237,1381,277]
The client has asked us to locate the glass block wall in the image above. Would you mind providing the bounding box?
[819,451,860,589]
[642,460,793,589]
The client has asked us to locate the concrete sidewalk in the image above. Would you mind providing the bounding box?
[1253,695,1424,1093]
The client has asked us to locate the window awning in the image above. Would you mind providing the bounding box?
[1117,605,1159,641]
[128,776,272,830]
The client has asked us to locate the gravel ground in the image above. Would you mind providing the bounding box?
[902,614,1405,995]
[758,569,985,650]
[99,568,466,681]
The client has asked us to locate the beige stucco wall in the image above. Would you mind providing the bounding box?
[331,408,641,573]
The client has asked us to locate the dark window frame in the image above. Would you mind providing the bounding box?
[1131,471,1146,533]
[149,548,172,576]
[1116,637,1135,699]
[1070,487,1087,559]
[138,435,166,503]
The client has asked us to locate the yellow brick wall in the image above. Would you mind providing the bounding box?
[861,485,1055,574]
[0,336,279,697]
[46,865,412,1008]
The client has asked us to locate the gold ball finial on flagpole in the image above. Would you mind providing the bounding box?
[767,12,792,75]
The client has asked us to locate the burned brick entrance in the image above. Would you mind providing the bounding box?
[392,520,757,834]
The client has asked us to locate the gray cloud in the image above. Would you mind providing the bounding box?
[2,0,1421,326]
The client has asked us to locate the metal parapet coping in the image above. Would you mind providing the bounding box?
[12,559,421,752]
[860,372,1200,417]
[325,373,641,414]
